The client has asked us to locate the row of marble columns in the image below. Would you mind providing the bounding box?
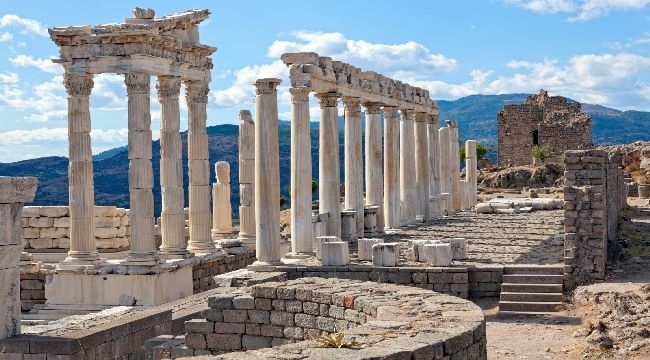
[250,78,474,265]
[60,71,220,270]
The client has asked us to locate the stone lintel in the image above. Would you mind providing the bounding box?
[64,55,211,81]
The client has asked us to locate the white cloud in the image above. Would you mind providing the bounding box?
[0,14,48,37]
[503,0,576,13]
[503,0,650,21]
[10,54,61,74]
[211,60,288,108]
[268,30,457,78]
[0,72,19,84]
[415,53,650,110]
[0,127,129,146]
[0,32,13,42]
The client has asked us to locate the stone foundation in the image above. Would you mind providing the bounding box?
[182,277,486,359]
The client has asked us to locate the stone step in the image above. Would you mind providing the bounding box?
[499,292,564,302]
[498,301,564,312]
[500,283,563,293]
[502,274,564,284]
[503,265,564,275]
[496,311,563,319]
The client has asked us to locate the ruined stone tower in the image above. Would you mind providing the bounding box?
[497,90,592,166]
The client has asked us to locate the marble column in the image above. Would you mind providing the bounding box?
[427,112,441,219]
[0,177,36,339]
[185,80,218,254]
[254,78,282,265]
[316,93,341,238]
[364,103,384,231]
[212,162,234,240]
[237,110,256,249]
[449,121,461,212]
[60,72,100,268]
[343,96,364,237]
[414,112,430,220]
[156,76,188,258]
[383,106,400,230]
[438,126,451,215]
[124,73,157,265]
[399,109,416,225]
[465,140,478,208]
[289,87,313,255]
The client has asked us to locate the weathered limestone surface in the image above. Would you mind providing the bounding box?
[358,238,383,261]
[157,75,188,258]
[428,113,441,219]
[364,103,384,231]
[316,93,341,238]
[315,236,339,260]
[212,162,235,241]
[237,110,255,249]
[399,110,416,225]
[372,242,399,267]
[289,87,313,255]
[465,140,478,209]
[363,206,379,238]
[414,112,430,220]
[424,243,452,266]
[438,126,451,215]
[448,121,461,212]
[340,210,357,243]
[343,97,364,238]
[320,241,349,266]
[0,176,36,340]
[383,106,401,229]
[254,79,283,265]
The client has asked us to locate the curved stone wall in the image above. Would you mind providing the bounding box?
[184,277,487,359]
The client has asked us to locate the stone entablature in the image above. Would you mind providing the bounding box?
[49,9,214,81]
[498,90,592,166]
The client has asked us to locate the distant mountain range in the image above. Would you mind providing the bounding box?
[2,93,648,214]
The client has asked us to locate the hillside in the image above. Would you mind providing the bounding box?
[2,93,648,214]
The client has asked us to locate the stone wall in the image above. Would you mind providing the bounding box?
[19,272,46,312]
[183,278,487,359]
[21,206,129,251]
[497,90,592,166]
[193,248,256,293]
[563,149,625,283]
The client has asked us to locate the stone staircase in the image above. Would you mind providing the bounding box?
[498,265,565,317]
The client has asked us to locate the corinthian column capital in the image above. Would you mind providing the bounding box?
[125,73,150,95]
[315,92,339,108]
[185,80,210,103]
[64,72,93,97]
[156,76,181,101]
[342,96,361,112]
[363,103,382,115]
[289,87,310,103]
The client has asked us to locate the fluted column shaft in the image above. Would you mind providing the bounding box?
[399,109,416,225]
[343,97,364,237]
[364,103,384,231]
[414,112,430,220]
[316,93,341,238]
[383,106,400,229]
[465,140,478,207]
[185,80,217,254]
[157,76,188,258]
[125,73,157,264]
[289,87,313,254]
[61,72,99,267]
[427,113,441,219]
[254,78,282,265]
[449,122,461,212]
[237,110,256,248]
[438,126,451,214]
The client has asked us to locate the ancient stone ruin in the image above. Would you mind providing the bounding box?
[497,90,592,166]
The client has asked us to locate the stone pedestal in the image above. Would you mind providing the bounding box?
[185,80,218,255]
[316,93,341,238]
[443,238,467,260]
[237,110,256,250]
[289,87,313,255]
[320,241,349,266]
[423,243,452,266]
[358,238,383,261]
[409,239,439,262]
[157,76,189,259]
[363,206,379,238]
[124,73,157,266]
[400,110,416,225]
[372,243,399,267]
[315,236,339,260]
[341,210,358,243]
[60,72,101,269]
[364,103,384,230]
[0,176,37,339]
[253,79,282,265]
[212,161,235,240]
[383,106,401,230]
[343,97,364,238]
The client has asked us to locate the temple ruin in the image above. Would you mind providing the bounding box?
[497,90,592,166]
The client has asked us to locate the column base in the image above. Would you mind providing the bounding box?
[236,235,256,250]
[212,229,237,241]
[158,249,194,260]
[187,241,222,255]
[57,251,103,271]
[283,252,315,259]
[123,252,160,267]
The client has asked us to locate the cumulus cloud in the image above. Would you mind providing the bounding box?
[503,0,650,21]
[415,53,650,110]
[0,14,48,37]
[0,32,13,42]
[268,30,457,77]
[10,54,62,74]
[211,60,288,108]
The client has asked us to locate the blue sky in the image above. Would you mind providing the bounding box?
[0,0,648,162]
